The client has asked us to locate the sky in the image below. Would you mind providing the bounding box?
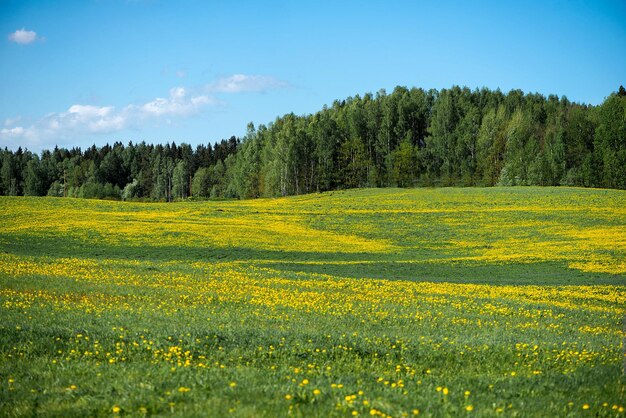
[1,0,625,153]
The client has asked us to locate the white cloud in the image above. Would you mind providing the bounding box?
[68,104,114,119]
[8,28,40,45]
[208,74,288,93]
[0,74,288,150]
[138,87,212,117]
[0,87,213,149]
[4,116,22,127]
[0,126,25,137]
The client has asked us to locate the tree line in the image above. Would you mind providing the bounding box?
[1,85,625,200]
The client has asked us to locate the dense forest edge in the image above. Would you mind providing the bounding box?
[1,85,625,200]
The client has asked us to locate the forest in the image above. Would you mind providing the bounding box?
[1,85,625,200]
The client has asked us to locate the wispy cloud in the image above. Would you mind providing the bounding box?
[0,74,288,150]
[1,87,213,149]
[208,74,289,93]
[8,28,42,45]
[136,87,213,118]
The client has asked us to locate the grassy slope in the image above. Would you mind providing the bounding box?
[0,187,625,417]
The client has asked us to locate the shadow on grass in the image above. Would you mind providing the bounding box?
[2,233,624,286]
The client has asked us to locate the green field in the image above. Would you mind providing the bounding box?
[1,187,625,417]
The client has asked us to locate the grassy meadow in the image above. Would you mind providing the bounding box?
[0,187,625,417]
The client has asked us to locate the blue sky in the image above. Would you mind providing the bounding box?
[1,0,625,152]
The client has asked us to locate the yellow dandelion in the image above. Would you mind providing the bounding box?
[285,394,292,400]
[582,404,589,410]
[442,387,449,395]
[466,405,473,412]
[229,382,237,388]
[313,389,321,395]
[112,405,121,414]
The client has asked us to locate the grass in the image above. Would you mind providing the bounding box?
[0,186,625,417]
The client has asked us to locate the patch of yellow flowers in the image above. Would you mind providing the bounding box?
[1,254,623,320]
[2,187,625,273]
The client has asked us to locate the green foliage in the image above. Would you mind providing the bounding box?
[476,106,507,186]
[121,179,139,200]
[172,160,189,200]
[2,86,625,200]
[390,137,416,187]
[191,167,211,198]
[23,156,46,196]
[46,180,64,197]
[339,136,368,188]
[233,123,263,198]
[499,110,536,185]
[1,152,19,196]
[594,93,626,189]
